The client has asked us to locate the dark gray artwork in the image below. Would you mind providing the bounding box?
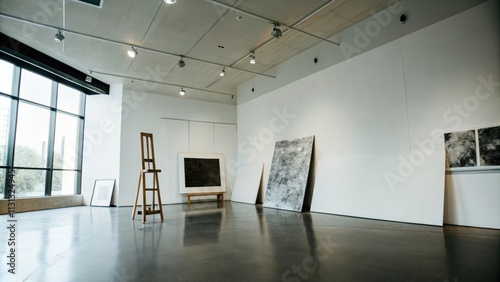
[264,136,314,212]
[444,130,477,168]
[184,158,221,187]
[478,126,500,166]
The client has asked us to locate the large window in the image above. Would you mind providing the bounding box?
[0,59,86,198]
[0,60,14,95]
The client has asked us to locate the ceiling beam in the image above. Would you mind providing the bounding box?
[0,32,109,95]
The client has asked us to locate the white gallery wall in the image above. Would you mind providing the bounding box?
[81,84,123,205]
[117,91,237,206]
[162,120,237,203]
[237,0,499,227]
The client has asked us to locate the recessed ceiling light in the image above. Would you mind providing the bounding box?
[164,0,176,4]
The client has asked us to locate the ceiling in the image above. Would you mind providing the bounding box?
[0,0,392,105]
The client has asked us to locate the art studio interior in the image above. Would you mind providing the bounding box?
[0,0,499,281]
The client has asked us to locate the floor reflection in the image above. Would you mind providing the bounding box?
[0,203,498,282]
[183,209,223,246]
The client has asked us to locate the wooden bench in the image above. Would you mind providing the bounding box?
[186,192,224,204]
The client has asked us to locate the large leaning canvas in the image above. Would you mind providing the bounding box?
[231,163,264,205]
[178,152,227,194]
[264,136,314,212]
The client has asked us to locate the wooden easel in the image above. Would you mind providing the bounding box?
[132,132,164,223]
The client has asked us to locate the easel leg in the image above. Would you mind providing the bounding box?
[154,172,164,221]
[132,172,142,220]
[142,172,147,223]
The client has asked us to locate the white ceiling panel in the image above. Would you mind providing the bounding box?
[233,0,332,25]
[0,0,399,104]
[63,34,133,73]
[328,0,388,22]
[66,0,161,44]
[0,0,64,27]
[187,11,271,65]
[125,51,179,79]
[140,0,224,54]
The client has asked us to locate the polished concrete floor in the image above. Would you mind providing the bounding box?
[1,201,499,282]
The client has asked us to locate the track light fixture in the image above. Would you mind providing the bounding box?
[127,46,138,58]
[249,51,256,64]
[180,87,186,96]
[178,56,186,68]
[54,30,65,42]
[164,0,176,4]
[219,68,225,77]
[271,22,282,39]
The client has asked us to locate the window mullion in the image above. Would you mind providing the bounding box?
[3,67,20,199]
[44,82,58,196]
[75,116,85,194]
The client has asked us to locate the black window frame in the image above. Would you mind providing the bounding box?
[1,60,86,198]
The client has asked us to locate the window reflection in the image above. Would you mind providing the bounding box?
[57,84,83,115]
[54,113,80,169]
[0,169,5,196]
[19,69,53,106]
[0,96,10,166]
[14,169,46,197]
[52,170,78,195]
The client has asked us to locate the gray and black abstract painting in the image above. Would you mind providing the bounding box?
[444,130,477,168]
[478,125,500,166]
[264,135,314,212]
[184,158,221,187]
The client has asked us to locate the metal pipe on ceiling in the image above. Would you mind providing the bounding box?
[229,0,339,67]
[90,70,235,97]
[205,0,340,47]
[0,13,276,79]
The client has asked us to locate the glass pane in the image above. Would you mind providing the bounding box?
[54,113,80,169]
[19,69,53,106]
[14,102,50,168]
[52,170,78,195]
[14,169,46,197]
[57,84,83,115]
[1,169,16,198]
[0,96,11,165]
[0,60,14,95]
[0,169,5,196]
